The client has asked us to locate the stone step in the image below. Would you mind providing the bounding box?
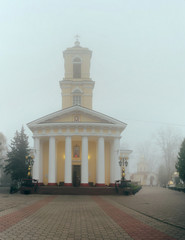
[36,186,117,195]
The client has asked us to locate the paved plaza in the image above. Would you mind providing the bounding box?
[0,187,185,240]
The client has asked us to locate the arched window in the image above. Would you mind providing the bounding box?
[73,57,81,78]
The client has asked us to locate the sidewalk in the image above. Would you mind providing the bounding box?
[0,188,185,240]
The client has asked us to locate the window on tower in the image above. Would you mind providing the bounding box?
[73,95,81,106]
[73,57,81,78]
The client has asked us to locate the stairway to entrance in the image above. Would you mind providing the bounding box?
[37,186,117,195]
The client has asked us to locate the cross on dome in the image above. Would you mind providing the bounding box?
[74,34,80,46]
[75,34,80,41]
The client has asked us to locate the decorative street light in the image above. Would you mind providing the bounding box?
[119,157,128,181]
[25,155,34,179]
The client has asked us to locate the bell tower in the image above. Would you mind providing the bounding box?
[60,39,95,109]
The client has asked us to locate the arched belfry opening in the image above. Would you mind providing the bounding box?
[73,57,81,78]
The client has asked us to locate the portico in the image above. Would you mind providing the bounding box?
[28,106,126,186]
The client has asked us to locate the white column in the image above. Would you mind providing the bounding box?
[96,137,105,186]
[65,136,72,185]
[39,142,43,184]
[48,136,56,184]
[110,140,115,185]
[81,136,88,186]
[114,137,121,181]
[33,137,40,180]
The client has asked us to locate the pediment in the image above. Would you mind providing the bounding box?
[41,112,110,124]
[27,106,126,128]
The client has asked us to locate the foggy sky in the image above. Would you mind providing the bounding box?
[1,0,185,171]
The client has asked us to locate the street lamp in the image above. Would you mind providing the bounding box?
[119,157,128,181]
[25,155,34,179]
[119,157,128,167]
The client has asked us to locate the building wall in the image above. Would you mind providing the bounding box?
[88,141,97,184]
[53,114,103,123]
[61,84,93,109]
[64,53,91,79]
[56,140,65,183]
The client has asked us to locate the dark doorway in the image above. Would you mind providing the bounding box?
[72,165,81,187]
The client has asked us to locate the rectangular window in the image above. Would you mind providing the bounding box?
[73,64,81,78]
[73,95,81,106]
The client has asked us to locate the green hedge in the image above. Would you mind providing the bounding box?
[168,186,185,193]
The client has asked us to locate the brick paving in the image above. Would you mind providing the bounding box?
[0,187,184,240]
[93,196,175,240]
[106,187,185,229]
[0,196,55,232]
[104,196,185,240]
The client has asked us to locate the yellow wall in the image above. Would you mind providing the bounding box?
[61,46,93,110]
[56,141,65,183]
[63,52,91,79]
[47,113,106,124]
[61,84,93,109]
[88,141,97,184]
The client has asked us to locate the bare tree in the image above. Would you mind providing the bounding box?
[0,132,8,184]
[0,132,7,158]
[137,140,159,173]
[156,127,181,180]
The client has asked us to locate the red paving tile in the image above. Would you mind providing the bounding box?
[93,196,176,240]
[0,196,55,232]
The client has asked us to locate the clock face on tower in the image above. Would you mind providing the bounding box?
[74,115,80,122]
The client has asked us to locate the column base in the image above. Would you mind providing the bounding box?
[96,184,106,187]
[64,183,72,186]
[80,183,89,187]
[48,183,57,186]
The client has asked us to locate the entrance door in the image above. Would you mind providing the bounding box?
[72,165,81,187]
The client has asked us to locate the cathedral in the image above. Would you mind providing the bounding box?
[27,39,131,187]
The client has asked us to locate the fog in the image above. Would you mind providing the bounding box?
[1,0,185,173]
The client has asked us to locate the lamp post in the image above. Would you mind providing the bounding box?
[25,155,34,179]
[119,157,128,181]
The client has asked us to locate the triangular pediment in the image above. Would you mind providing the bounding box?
[27,106,126,129]
[40,111,111,124]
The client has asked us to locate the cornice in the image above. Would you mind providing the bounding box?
[60,79,95,87]
[32,128,122,139]
[29,122,125,131]
[63,48,92,56]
